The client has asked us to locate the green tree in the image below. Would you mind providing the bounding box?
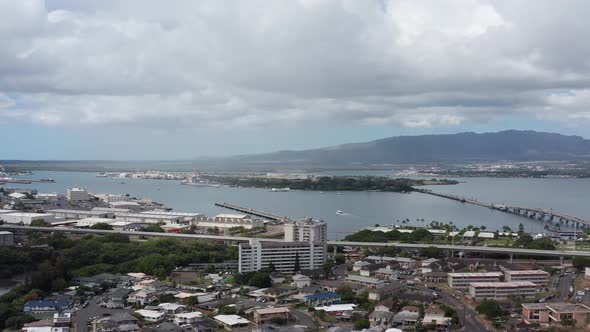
[353,319,370,330]
[30,219,51,227]
[90,222,113,230]
[141,224,165,233]
[573,257,590,270]
[420,246,442,258]
[476,299,503,320]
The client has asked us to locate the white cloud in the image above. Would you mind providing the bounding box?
[1,0,590,130]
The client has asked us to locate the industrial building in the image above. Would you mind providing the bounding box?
[75,218,117,228]
[284,218,327,242]
[468,281,537,300]
[447,272,503,290]
[0,212,56,225]
[194,215,264,230]
[238,240,325,273]
[114,213,187,225]
[48,209,112,220]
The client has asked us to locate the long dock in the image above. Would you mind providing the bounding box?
[215,202,286,221]
[417,189,590,227]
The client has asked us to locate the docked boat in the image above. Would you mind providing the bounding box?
[271,187,291,192]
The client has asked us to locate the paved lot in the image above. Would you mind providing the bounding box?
[73,297,133,332]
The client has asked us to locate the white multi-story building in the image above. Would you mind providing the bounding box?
[503,270,549,287]
[469,281,537,300]
[94,194,128,203]
[238,240,325,273]
[66,188,89,201]
[448,272,503,290]
[284,218,327,242]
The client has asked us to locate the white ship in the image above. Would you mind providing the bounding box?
[271,187,291,192]
[181,170,221,187]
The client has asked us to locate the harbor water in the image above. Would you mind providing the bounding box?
[10,171,590,239]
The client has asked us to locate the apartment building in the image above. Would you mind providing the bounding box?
[503,269,549,286]
[448,272,503,290]
[468,281,537,300]
[238,240,325,273]
[284,218,327,242]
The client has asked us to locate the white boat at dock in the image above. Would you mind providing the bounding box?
[271,187,291,192]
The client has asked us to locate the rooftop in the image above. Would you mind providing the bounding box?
[214,314,251,326]
[304,292,341,300]
[547,303,590,313]
[448,272,503,277]
[345,274,384,284]
[504,269,549,276]
[315,304,356,312]
[255,307,290,315]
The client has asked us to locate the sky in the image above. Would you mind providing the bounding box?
[2,0,590,160]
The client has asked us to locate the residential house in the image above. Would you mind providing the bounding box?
[214,314,252,332]
[291,274,312,288]
[421,308,451,331]
[253,307,290,324]
[392,306,420,329]
[369,305,395,329]
[135,309,165,322]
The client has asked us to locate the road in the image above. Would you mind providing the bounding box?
[291,308,317,329]
[434,289,489,332]
[557,272,574,301]
[5,224,590,259]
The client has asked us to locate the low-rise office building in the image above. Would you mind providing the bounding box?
[469,281,537,300]
[448,272,503,290]
[522,303,590,328]
[503,269,549,286]
[238,240,325,273]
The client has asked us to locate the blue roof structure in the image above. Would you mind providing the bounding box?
[304,292,341,300]
[24,299,72,312]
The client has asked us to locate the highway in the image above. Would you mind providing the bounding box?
[4,224,590,258]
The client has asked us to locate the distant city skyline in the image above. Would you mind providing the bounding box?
[2,1,590,160]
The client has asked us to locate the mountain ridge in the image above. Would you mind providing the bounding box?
[228,130,590,165]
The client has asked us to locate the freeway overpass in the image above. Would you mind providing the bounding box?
[3,224,590,260]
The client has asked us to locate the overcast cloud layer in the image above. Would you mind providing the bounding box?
[1,0,590,158]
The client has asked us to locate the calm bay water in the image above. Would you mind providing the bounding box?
[11,171,590,239]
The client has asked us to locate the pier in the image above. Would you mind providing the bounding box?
[417,189,590,228]
[214,202,286,221]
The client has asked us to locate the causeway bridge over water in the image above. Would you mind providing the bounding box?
[417,189,590,228]
[214,202,286,221]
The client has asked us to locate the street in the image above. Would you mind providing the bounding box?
[557,272,574,301]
